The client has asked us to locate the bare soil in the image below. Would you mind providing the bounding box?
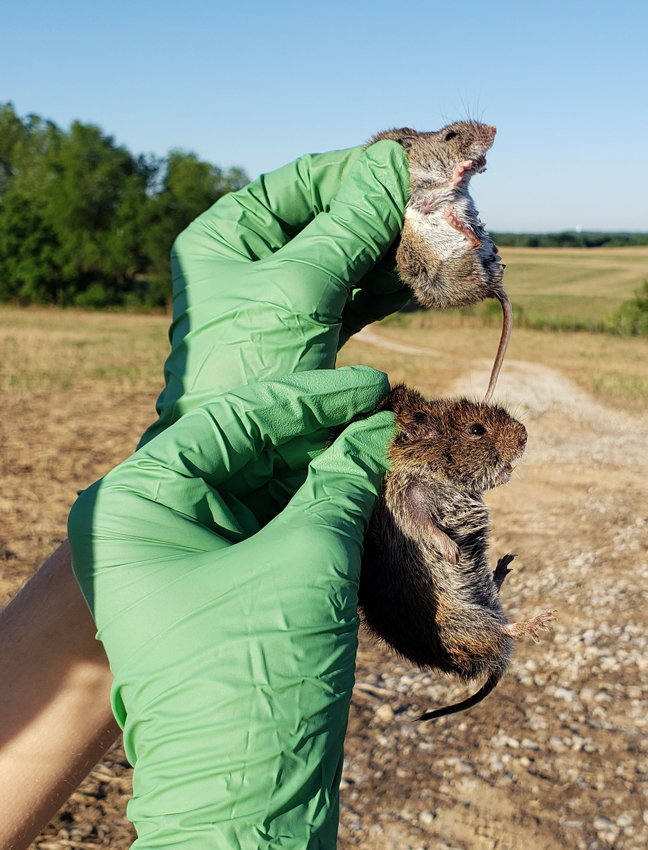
[1,312,647,850]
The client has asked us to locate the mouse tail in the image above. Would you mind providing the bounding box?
[417,673,501,721]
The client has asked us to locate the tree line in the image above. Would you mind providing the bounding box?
[0,103,248,308]
[491,232,648,248]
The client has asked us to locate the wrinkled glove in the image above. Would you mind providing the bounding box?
[69,367,397,849]
[140,141,410,449]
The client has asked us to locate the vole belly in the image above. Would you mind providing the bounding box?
[359,471,512,682]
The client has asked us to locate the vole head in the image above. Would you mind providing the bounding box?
[386,385,527,494]
[370,121,496,186]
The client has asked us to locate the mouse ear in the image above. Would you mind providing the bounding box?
[369,128,417,150]
[396,134,415,150]
[382,385,438,439]
[401,412,437,440]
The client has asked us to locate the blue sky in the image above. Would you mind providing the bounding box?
[3,0,647,231]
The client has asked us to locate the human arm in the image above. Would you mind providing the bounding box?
[0,541,119,850]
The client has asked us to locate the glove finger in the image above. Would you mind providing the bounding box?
[220,428,327,506]
[171,147,365,266]
[262,142,409,320]
[81,367,388,542]
[260,412,397,571]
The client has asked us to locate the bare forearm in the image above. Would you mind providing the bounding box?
[0,540,119,850]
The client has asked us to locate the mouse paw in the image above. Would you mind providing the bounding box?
[440,537,461,565]
[444,205,483,249]
[501,610,556,642]
[493,553,516,591]
[449,160,474,188]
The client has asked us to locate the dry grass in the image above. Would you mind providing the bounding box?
[497,246,648,321]
[0,307,170,392]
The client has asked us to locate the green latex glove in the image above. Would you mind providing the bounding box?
[139,141,410,450]
[69,367,397,849]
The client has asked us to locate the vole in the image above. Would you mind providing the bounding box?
[369,121,510,402]
[359,385,555,719]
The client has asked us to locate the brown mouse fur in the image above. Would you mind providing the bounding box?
[369,121,505,310]
[359,385,554,719]
[369,121,512,402]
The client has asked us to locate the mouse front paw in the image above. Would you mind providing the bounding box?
[433,530,461,565]
[449,160,475,188]
[444,205,483,249]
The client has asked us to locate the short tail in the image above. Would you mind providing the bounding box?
[417,673,501,721]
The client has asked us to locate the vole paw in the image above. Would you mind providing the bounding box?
[429,525,461,565]
[417,195,443,215]
[450,160,474,188]
[501,610,556,642]
[444,205,483,249]
[493,553,516,590]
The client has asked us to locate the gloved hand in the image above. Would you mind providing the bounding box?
[140,140,410,449]
[69,367,397,849]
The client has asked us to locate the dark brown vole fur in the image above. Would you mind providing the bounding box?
[369,121,512,402]
[360,385,554,719]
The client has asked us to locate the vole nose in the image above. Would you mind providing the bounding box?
[487,125,497,138]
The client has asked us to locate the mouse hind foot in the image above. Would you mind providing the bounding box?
[501,610,555,642]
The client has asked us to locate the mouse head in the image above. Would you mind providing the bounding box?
[386,386,527,494]
[371,121,496,186]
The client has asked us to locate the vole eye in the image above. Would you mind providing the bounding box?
[444,131,458,141]
[468,423,487,436]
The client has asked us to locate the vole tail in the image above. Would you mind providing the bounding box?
[417,673,501,721]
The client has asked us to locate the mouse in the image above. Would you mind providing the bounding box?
[369,121,511,402]
[358,384,555,720]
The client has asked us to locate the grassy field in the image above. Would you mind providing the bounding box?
[435,245,648,330]
[1,245,646,404]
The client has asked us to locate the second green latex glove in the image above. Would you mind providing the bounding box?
[69,367,397,849]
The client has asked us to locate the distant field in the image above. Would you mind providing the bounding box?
[454,246,648,328]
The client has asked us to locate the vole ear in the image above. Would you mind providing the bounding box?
[382,385,437,440]
[400,413,437,441]
[396,134,415,150]
[369,128,417,150]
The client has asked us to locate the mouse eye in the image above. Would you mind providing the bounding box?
[468,423,487,436]
[444,131,458,141]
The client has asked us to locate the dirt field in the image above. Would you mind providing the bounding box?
[1,298,647,850]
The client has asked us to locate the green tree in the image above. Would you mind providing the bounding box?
[0,103,248,307]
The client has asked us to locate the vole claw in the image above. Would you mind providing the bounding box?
[493,554,516,591]
[444,205,483,249]
[501,610,556,641]
[449,159,475,188]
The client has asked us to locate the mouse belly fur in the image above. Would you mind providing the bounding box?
[359,475,513,682]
